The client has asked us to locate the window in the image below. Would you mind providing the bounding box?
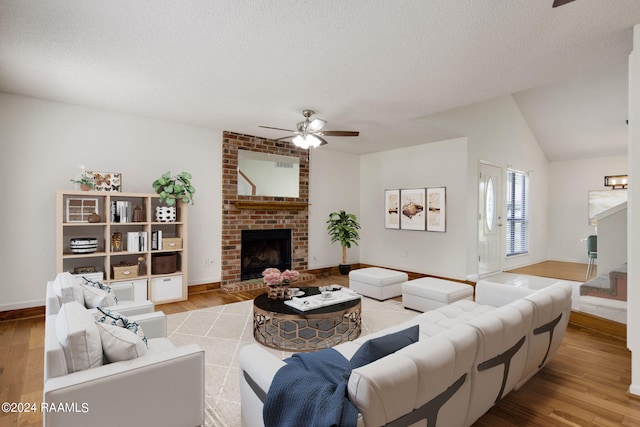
[506,169,529,256]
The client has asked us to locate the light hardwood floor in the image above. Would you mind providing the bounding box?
[1,266,638,426]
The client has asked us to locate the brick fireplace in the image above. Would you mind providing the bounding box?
[221,131,309,285]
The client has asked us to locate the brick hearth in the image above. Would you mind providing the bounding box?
[221,131,309,285]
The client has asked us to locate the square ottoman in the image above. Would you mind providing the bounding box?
[348,267,408,300]
[402,277,474,312]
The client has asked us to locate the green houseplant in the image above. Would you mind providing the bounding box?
[70,177,94,191]
[326,210,361,275]
[152,171,196,206]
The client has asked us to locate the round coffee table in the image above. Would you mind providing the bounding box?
[253,286,361,351]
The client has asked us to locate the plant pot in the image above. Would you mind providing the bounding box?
[80,184,91,191]
[338,264,351,275]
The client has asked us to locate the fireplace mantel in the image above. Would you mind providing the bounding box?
[233,201,308,211]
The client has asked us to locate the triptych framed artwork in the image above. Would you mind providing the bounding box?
[385,187,446,232]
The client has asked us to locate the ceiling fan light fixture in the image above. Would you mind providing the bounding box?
[292,135,309,149]
[306,134,322,148]
[307,118,327,132]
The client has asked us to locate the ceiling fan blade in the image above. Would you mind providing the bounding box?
[320,131,360,137]
[314,135,329,146]
[258,125,296,132]
[552,0,576,7]
[307,118,326,132]
[275,134,296,141]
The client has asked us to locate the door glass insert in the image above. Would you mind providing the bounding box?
[486,177,495,231]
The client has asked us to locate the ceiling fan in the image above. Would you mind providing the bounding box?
[259,109,359,149]
[552,0,576,7]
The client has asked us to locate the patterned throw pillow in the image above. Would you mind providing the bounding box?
[80,277,119,304]
[96,307,147,346]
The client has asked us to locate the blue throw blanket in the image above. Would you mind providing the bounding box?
[263,348,358,427]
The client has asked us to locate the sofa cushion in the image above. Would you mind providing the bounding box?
[96,307,148,346]
[53,272,85,305]
[350,325,419,369]
[55,301,103,373]
[97,322,148,362]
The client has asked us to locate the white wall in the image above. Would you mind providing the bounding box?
[359,138,469,280]
[308,148,361,269]
[547,156,628,263]
[627,25,640,396]
[422,95,549,276]
[0,94,222,310]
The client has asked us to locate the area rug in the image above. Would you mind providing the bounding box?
[166,297,418,427]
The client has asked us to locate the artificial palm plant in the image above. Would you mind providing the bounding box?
[326,210,361,274]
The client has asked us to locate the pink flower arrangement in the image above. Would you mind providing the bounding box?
[262,268,299,286]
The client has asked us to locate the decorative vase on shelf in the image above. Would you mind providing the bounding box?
[155,206,176,222]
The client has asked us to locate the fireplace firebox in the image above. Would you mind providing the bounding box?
[241,229,292,280]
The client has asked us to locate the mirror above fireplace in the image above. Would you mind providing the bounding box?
[237,149,300,197]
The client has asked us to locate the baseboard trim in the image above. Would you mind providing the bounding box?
[0,305,45,322]
[188,282,221,294]
[569,310,626,341]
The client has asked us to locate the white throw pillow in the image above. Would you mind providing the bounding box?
[97,322,148,362]
[82,284,117,308]
[53,272,85,305]
[55,301,103,373]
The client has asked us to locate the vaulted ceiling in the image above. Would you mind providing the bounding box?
[2,0,640,160]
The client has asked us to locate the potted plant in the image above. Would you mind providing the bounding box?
[326,210,361,275]
[70,177,94,191]
[152,171,196,206]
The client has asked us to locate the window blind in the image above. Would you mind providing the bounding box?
[506,170,529,256]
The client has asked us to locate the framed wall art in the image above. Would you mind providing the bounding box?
[384,189,400,229]
[426,187,446,232]
[400,188,426,230]
[86,171,122,192]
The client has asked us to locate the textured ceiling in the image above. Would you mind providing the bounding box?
[1,0,640,159]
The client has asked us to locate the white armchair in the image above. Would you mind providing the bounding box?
[46,272,154,316]
[44,301,204,427]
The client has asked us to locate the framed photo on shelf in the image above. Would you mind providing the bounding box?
[384,189,400,229]
[400,188,426,231]
[426,187,446,232]
[66,197,99,222]
[86,171,122,192]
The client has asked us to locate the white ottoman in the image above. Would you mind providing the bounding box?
[348,267,408,300]
[402,277,474,312]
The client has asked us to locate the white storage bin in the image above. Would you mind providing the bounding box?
[151,275,183,302]
[112,278,148,301]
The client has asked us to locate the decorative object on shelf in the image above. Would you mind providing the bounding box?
[65,197,99,222]
[111,232,122,252]
[155,206,176,222]
[73,266,97,274]
[400,188,426,231]
[384,189,400,229]
[70,164,95,191]
[132,205,144,222]
[152,171,196,206]
[263,267,300,300]
[326,210,361,275]
[85,170,122,192]
[70,237,98,254]
[88,212,101,223]
[426,187,446,232]
[137,256,147,275]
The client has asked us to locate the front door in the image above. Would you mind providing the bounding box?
[478,162,502,276]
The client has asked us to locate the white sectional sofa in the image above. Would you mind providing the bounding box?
[239,280,572,427]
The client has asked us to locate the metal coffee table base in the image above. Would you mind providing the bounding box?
[253,302,361,352]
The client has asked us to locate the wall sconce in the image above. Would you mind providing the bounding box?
[604,175,628,189]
